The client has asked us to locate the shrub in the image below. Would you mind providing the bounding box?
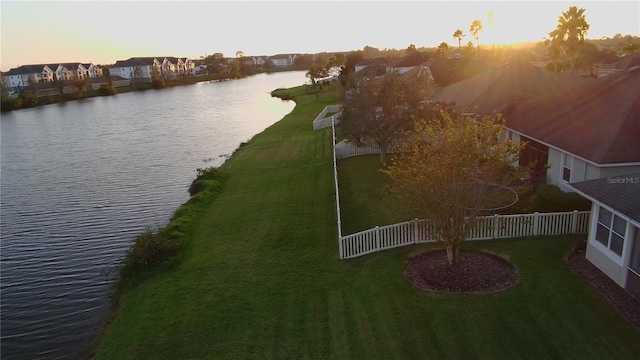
[188,167,225,197]
[152,77,166,89]
[524,184,591,212]
[116,228,182,288]
[98,84,116,95]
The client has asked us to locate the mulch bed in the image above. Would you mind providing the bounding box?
[406,250,518,293]
[567,238,640,330]
[405,240,640,330]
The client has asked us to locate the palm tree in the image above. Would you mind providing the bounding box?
[544,36,563,73]
[620,35,640,56]
[469,20,483,59]
[437,42,450,58]
[549,6,590,73]
[453,29,465,50]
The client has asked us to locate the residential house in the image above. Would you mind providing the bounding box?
[430,54,640,295]
[569,174,640,299]
[109,57,158,82]
[4,62,103,90]
[593,52,640,78]
[250,56,267,68]
[505,66,640,191]
[353,58,388,78]
[431,59,599,184]
[268,54,297,67]
[109,57,195,82]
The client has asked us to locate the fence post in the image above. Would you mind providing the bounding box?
[533,212,539,236]
[493,214,499,239]
[375,226,381,252]
[413,219,419,244]
[571,210,578,234]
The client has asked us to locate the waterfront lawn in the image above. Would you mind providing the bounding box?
[94,85,640,359]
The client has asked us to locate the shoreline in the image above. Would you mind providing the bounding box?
[91,83,333,357]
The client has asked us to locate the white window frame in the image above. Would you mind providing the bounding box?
[593,206,627,260]
[630,226,640,275]
[562,153,572,182]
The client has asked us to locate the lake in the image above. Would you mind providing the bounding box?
[0,71,307,359]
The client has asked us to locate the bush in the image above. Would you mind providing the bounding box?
[152,77,166,89]
[188,167,225,196]
[116,228,182,288]
[98,84,116,95]
[523,184,591,212]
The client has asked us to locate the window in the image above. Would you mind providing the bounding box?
[595,207,627,257]
[562,153,572,182]
[631,226,640,274]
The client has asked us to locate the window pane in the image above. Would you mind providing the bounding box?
[610,233,624,256]
[563,167,571,182]
[631,227,640,273]
[565,155,573,167]
[598,208,612,225]
[613,216,626,236]
[595,224,610,246]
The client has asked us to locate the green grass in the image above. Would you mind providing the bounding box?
[94,84,640,359]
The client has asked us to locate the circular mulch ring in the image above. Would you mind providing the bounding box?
[406,250,519,293]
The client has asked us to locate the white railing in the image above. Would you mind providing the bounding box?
[339,211,590,259]
[335,138,406,159]
[313,105,341,130]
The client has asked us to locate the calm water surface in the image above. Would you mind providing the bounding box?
[0,71,306,359]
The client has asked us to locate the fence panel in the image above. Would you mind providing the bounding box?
[379,221,414,250]
[340,211,590,259]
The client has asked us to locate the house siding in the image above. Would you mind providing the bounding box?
[546,147,640,192]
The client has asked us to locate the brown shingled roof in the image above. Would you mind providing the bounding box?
[431,59,591,117]
[507,68,640,165]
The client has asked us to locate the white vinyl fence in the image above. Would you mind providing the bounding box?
[313,105,341,130]
[318,106,591,260]
[339,211,590,259]
[335,138,406,159]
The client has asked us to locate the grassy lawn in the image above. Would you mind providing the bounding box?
[94,85,640,359]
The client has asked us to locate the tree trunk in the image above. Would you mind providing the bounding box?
[379,147,387,165]
[446,241,460,265]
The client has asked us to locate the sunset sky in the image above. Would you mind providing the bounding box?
[1,1,639,71]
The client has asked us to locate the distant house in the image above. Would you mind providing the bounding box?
[568,174,640,299]
[250,56,267,67]
[593,51,640,78]
[353,58,388,78]
[268,54,297,67]
[4,62,103,90]
[109,57,195,82]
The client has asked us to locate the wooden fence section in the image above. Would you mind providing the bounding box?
[313,105,341,130]
[339,211,590,259]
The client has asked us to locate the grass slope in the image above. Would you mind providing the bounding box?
[94,85,640,359]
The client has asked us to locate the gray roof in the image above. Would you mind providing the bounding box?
[570,173,640,224]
